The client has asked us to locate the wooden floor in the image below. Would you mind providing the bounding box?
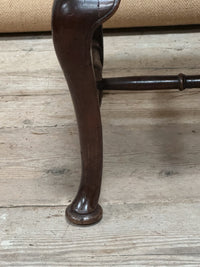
[1,29,200,266]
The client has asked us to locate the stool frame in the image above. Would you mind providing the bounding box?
[52,0,200,225]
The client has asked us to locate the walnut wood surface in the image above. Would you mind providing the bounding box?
[52,0,200,226]
[52,0,121,225]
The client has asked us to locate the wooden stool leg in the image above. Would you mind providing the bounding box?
[52,0,120,225]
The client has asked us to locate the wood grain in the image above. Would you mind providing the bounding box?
[0,123,200,207]
[1,33,200,96]
[1,203,200,266]
[1,30,200,265]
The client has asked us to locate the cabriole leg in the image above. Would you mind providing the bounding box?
[52,0,120,225]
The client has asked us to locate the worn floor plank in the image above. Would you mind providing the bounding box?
[1,89,200,128]
[1,203,200,266]
[1,32,200,96]
[0,124,200,207]
[1,30,200,266]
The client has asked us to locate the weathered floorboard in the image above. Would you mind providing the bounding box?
[1,203,200,266]
[1,30,200,265]
[0,124,200,207]
[1,32,200,96]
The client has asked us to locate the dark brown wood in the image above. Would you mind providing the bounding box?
[52,0,200,226]
[52,0,121,225]
[98,74,200,91]
[92,26,104,104]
